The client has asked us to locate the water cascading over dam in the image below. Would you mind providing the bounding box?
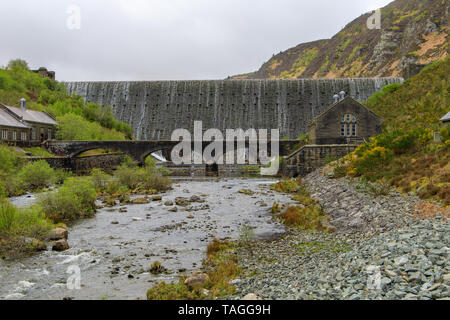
[64,78,403,140]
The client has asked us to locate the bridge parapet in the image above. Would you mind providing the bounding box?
[45,139,299,165]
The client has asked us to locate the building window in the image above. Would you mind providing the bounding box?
[48,129,52,140]
[21,132,27,141]
[1,130,7,140]
[31,128,36,140]
[12,131,17,141]
[340,114,357,137]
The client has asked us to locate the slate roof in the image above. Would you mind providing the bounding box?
[0,108,30,128]
[1,104,57,126]
[440,112,450,123]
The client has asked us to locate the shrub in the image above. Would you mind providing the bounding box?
[114,165,172,191]
[352,146,394,179]
[147,281,207,300]
[0,144,21,173]
[0,199,54,256]
[90,168,112,191]
[38,177,96,222]
[270,178,299,193]
[280,205,328,230]
[142,174,172,192]
[114,165,148,189]
[18,160,55,190]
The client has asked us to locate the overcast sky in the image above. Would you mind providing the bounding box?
[0,0,393,81]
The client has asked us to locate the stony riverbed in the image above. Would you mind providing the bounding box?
[0,178,292,300]
[1,171,448,300]
[231,169,449,300]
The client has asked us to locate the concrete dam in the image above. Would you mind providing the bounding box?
[64,78,403,140]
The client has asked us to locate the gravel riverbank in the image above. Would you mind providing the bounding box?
[232,169,449,300]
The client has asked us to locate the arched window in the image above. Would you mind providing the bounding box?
[340,114,357,137]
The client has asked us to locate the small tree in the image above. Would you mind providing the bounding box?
[7,59,29,70]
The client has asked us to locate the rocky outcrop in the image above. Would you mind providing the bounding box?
[231,0,448,79]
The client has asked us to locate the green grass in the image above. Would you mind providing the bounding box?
[339,57,450,205]
[23,147,54,157]
[0,199,55,257]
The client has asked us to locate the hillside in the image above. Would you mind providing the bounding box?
[333,56,449,205]
[0,60,133,140]
[232,0,449,79]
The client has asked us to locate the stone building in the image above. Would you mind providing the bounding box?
[0,99,57,146]
[32,67,56,80]
[308,95,383,145]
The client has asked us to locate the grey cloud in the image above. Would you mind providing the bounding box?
[0,0,393,81]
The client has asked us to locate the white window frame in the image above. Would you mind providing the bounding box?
[1,130,7,140]
[12,131,17,141]
[341,114,357,137]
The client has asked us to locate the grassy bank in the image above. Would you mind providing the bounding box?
[331,57,449,206]
[146,238,240,300]
[270,178,330,231]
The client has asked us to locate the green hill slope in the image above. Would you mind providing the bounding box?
[335,57,449,205]
[0,59,133,141]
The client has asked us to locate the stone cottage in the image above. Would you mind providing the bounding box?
[308,95,383,145]
[0,98,57,146]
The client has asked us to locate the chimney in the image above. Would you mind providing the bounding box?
[339,91,346,101]
[333,94,339,103]
[20,98,26,111]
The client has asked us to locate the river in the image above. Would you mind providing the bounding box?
[0,178,291,300]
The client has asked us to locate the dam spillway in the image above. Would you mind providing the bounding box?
[64,78,403,140]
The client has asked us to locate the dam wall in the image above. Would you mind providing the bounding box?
[64,78,402,140]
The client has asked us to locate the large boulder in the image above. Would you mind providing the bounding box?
[52,240,70,251]
[132,197,149,204]
[184,273,209,287]
[175,197,190,207]
[48,227,68,240]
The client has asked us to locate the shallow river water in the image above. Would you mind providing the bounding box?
[0,178,291,300]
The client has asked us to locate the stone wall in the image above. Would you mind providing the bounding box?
[281,144,358,177]
[27,154,125,173]
[64,78,402,140]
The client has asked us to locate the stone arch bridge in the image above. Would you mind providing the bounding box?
[44,140,299,165]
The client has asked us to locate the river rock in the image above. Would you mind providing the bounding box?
[175,197,190,207]
[164,200,174,206]
[48,227,68,240]
[184,273,209,287]
[52,240,70,251]
[242,293,261,300]
[132,198,149,204]
[168,206,178,212]
[32,239,47,251]
[150,195,162,201]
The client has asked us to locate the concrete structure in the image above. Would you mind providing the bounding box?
[0,99,57,145]
[64,78,402,140]
[281,144,358,177]
[440,112,450,124]
[308,96,383,145]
